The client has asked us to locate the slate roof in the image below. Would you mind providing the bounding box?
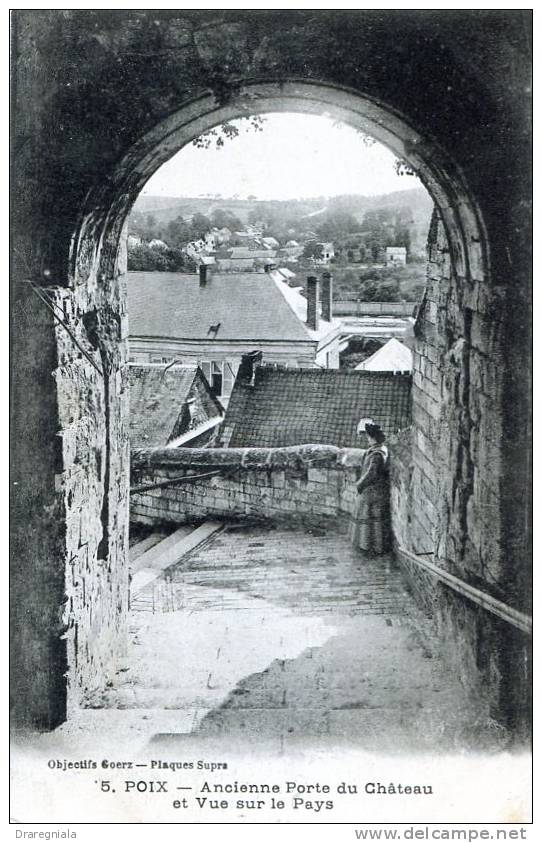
[220,367,411,448]
[227,248,277,259]
[127,271,319,342]
[129,363,223,448]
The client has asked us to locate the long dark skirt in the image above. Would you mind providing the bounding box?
[349,479,391,555]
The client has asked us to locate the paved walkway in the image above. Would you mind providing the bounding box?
[14,523,524,823]
[76,522,502,755]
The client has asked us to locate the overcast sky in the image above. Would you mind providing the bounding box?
[141,113,422,201]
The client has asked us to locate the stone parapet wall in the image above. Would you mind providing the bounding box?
[131,445,365,530]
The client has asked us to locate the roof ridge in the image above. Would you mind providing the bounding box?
[256,364,412,378]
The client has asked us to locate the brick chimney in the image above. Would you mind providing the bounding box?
[238,350,263,386]
[306,276,319,331]
[199,263,208,287]
[322,271,333,321]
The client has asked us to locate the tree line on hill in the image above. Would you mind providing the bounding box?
[128,199,420,272]
[128,244,197,273]
[128,208,244,271]
[130,208,244,246]
[332,265,426,303]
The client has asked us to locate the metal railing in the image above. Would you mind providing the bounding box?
[396,545,532,635]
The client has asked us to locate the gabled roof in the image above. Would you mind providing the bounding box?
[129,363,223,449]
[226,247,277,259]
[220,367,411,448]
[127,271,337,343]
[356,338,413,372]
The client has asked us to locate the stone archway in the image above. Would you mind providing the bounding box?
[11,12,530,733]
[72,81,487,288]
[68,81,501,727]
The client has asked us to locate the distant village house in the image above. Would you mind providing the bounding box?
[385,246,407,266]
[213,247,277,272]
[318,242,335,264]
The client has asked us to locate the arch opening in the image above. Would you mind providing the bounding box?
[66,83,508,735]
[70,82,501,728]
[70,81,488,289]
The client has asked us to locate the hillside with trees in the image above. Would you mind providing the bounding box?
[127,187,433,277]
[130,188,432,243]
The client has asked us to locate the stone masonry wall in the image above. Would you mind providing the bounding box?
[394,211,530,732]
[11,288,68,729]
[10,279,130,729]
[131,445,365,531]
[11,13,132,730]
[56,278,130,719]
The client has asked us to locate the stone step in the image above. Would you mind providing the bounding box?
[130,522,224,598]
[130,525,196,574]
[129,531,169,564]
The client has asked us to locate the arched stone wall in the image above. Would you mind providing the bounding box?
[11,10,531,731]
[71,81,487,288]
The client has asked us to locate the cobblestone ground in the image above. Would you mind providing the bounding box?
[79,522,504,755]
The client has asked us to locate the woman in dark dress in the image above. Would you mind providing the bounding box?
[350,420,391,555]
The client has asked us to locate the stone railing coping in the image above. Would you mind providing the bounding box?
[131,444,367,470]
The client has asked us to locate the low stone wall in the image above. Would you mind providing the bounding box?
[131,444,366,532]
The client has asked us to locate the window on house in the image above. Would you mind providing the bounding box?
[222,361,237,396]
[200,360,223,395]
[199,361,240,398]
[210,361,223,397]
